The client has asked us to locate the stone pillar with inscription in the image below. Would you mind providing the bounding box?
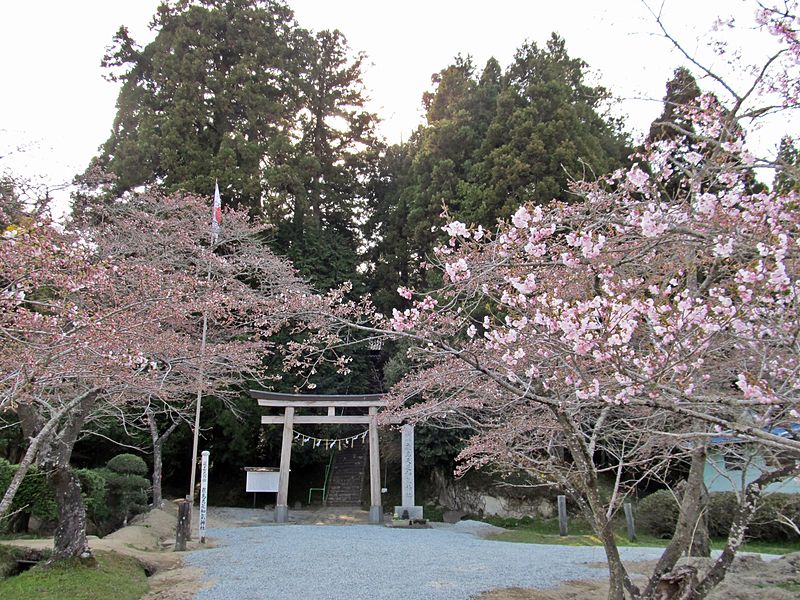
[394,424,423,520]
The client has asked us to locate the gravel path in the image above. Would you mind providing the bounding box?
[185,522,666,600]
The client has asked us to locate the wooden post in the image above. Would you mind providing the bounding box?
[368,406,383,524]
[275,406,294,523]
[624,502,636,541]
[175,500,191,551]
[558,495,568,536]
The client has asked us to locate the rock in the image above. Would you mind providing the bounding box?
[729,553,765,573]
[443,510,466,524]
[656,565,699,599]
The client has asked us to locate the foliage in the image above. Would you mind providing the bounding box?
[708,492,800,542]
[421,503,445,522]
[74,468,110,529]
[0,551,147,600]
[487,517,800,555]
[647,67,701,143]
[105,454,148,477]
[90,0,380,295]
[775,136,800,194]
[366,37,630,309]
[637,490,681,539]
[706,492,739,538]
[0,460,114,532]
[414,425,463,471]
[94,0,300,210]
[100,454,149,527]
[0,459,56,524]
[481,514,535,529]
[0,546,50,580]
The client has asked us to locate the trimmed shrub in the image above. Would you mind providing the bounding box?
[106,453,148,476]
[706,492,800,542]
[104,454,149,527]
[749,493,800,542]
[637,489,680,538]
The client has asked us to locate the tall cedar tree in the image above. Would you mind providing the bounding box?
[96,0,301,212]
[93,0,380,292]
[366,35,630,311]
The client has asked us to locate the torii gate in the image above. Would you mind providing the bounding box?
[250,390,387,524]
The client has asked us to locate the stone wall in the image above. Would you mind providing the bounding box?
[430,469,557,519]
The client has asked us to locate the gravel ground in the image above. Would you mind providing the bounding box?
[185,521,666,600]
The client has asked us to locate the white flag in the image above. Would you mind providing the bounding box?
[211,181,222,243]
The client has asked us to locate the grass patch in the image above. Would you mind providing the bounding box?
[484,517,800,554]
[724,538,800,555]
[488,525,668,548]
[0,550,148,600]
[0,545,51,578]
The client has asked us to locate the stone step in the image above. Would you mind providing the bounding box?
[325,443,367,506]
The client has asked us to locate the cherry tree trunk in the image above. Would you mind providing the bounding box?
[51,465,91,560]
[689,481,710,558]
[641,444,708,599]
[152,441,164,509]
[147,412,180,510]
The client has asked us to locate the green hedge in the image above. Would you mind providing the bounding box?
[1,453,151,534]
[75,467,110,527]
[638,489,800,543]
[0,459,57,523]
[707,492,800,542]
[637,489,681,539]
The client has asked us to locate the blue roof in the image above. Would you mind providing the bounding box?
[710,423,800,444]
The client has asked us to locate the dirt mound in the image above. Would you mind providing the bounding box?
[477,553,800,600]
[104,507,178,552]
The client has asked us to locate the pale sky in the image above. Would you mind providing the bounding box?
[0,1,775,211]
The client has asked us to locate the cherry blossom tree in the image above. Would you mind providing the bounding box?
[0,189,356,559]
[374,5,800,599]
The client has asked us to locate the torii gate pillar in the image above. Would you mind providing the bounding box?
[368,406,383,524]
[275,406,294,523]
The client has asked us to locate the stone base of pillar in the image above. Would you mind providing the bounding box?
[274,505,289,523]
[368,505,384,524]
[394,505,423,520]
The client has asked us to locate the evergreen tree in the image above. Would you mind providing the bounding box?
[367,35,630,299]
[93,1,380,295]
[269,28,381,290]
[775,135,800,193]
[647,66,701,143]
[463,35,630,225]
[96,0,302,213]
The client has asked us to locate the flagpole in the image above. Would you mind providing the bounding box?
[188,274,209,509]
[188,182,221,516]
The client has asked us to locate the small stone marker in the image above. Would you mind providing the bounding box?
[199,450,209,543]
[393,424,423,520]
[557,495,568,536]
[624,501,636,541]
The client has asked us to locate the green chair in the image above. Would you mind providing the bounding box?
[308,452,334,505]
